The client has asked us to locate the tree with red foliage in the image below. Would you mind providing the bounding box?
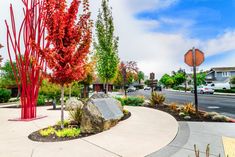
[5,0,47,120]
[43,0,92,127]
[116,61,138,96]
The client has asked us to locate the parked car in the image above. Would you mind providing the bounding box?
[191,85,214,94]
[127,86,136,92]
[144,86,151,90]
[207,82,231,90]
[154,86,162,91]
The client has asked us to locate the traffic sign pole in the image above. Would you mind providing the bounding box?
[192,47,199,114]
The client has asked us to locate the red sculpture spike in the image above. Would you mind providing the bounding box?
[5,0,47,120]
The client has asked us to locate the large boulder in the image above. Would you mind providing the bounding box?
[80,94,124,133]
[65,97,84,110]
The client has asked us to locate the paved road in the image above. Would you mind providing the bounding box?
[128,89,235,119]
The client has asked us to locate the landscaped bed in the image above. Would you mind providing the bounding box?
[117,93,234,123]
[146,92,234,123]
[28,109,131,142]
[147,104,232,122]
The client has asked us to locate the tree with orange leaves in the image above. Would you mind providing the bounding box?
[43,0,92,128]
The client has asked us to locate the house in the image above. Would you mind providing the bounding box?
[93,78,113,92]
[205,67,235,84]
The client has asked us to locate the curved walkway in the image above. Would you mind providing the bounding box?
[0,106,178,157]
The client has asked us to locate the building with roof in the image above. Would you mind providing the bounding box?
[205,67,235,84]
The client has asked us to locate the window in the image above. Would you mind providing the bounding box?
[222,72,230,77]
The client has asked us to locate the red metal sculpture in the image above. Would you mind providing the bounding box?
[5,0,47,120]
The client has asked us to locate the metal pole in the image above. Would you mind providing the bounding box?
[192,47,199,114]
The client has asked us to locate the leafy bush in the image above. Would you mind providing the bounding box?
[69,107,83,125]
[215,89,235,93]
[39,80,61,102]
[39,127,55,137]
[37,95,46,106]
[172,86,192,91]
[181,103,195,115]
[169,103,178,112]
[39,126,80,138]
[116,96,144,106]
[55,128,80,138]
[149,92,165,106]
[57,120,70,128]
[0,88,12,103]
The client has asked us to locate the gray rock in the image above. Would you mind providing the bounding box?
[184,115,191,120]
[90,93,110,99]
[65,97,84,110]
[80,97,124,133]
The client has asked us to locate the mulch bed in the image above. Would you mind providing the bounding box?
[28,126,94,142]
[28,111,131,142]
[146,105,232,122]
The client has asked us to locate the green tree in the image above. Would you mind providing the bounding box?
[231,76,235,85]
[95,0,119,94]
[193,72,206,86]
[173,72,186,86]
[0,61,17,88]
[138,71,145,84]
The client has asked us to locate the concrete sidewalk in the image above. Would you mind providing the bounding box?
[147,122,235,157]
[0,106,178,157]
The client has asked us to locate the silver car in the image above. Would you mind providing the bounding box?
[191,85,214,94]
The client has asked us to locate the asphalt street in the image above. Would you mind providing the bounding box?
[128,89,235,119]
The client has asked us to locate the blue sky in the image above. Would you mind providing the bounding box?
[136,0,235,40]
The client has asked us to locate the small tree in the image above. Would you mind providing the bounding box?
[43,0,92,128]
[95,0,119,94]
[118,61,138,95]
[138,71,145,84]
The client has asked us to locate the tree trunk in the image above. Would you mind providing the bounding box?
[105,82,109,94]
[69,84,72,99]
[61,85,64,129]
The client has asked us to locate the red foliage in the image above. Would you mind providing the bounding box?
[43,0,92,86]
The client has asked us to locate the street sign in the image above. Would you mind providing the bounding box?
[150,72,155,80]
[184,49,204,67]
[184,47,205,114]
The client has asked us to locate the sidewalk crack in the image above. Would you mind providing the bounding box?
[81,139,122,157]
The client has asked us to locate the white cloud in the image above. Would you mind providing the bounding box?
[0,0,235,79]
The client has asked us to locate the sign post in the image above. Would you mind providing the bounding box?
[150,72,155,93]
[184,47,204,114]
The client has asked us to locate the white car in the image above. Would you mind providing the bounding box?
[127,86,136,92]
[207,83,231,90]
[191,85,214,94]
[144,86,151,90]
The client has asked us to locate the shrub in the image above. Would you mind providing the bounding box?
[57,120,70,128]
[39,126,80,138]
[182,103,195,115]
[39,127,55,137]
[212,114,230,122]
[169,103,178,112]
[215,89,235,93]
[116,96,145,106]
[55,128,80,138]
[149,92,165,106]
[69,107,83,125]
[37,95,46,106]
[0,88,12,103]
